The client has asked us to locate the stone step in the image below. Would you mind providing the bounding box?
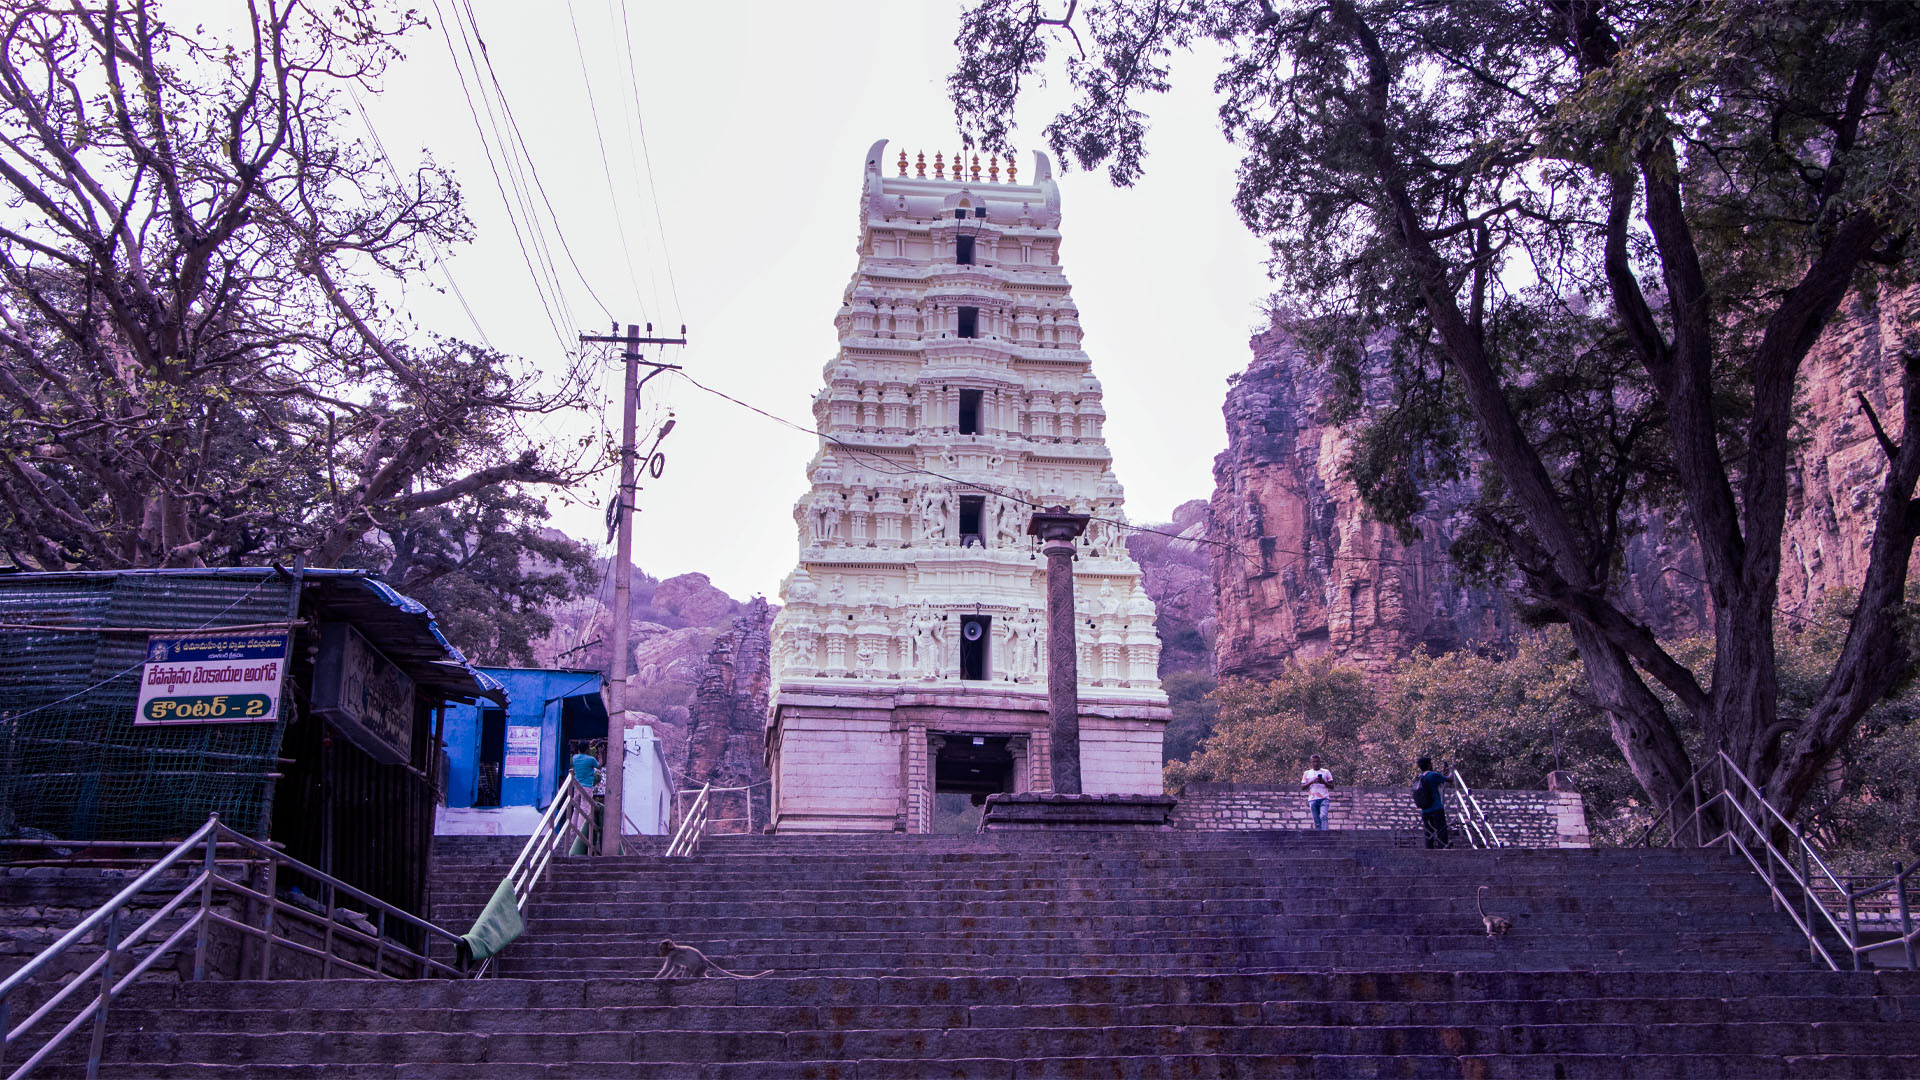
[44,1053,1920,1080]
[110,991,1911,1034]
[90,1018,1920,1066]
[142,970,1920,1008]
[487,922,1804,945]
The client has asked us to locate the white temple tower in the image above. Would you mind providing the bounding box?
[766,140,1169,833]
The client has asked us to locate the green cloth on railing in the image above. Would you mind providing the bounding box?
[456,878,524,970]
[569,833,588,856]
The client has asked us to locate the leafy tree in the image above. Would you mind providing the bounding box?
[1164,659,1379,787]
[1160,669,1220,763]
[346,487,597,666]
[0,0,599,609]
[955,0,1920,824]
[1381,631,1642,841]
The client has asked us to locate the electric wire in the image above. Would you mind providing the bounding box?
[444,0,579,332]
[453,3,581,338]
[345,88,493,350]
[455,0,615,321]
[566,0,651,324]
[429,0,572,353]
[613,0,684,322]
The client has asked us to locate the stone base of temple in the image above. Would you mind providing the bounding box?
[766,682,1168,834]
[979,792,1178,830]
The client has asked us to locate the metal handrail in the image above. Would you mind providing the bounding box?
[665,783,712,857]
[0,815,464,1079]
[1448,769,1507,849]
[473,775,598,978]
[1641,749,1919,971]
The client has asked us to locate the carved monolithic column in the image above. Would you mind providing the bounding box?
[1027,506,1090,795]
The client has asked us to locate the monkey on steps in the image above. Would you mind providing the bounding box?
[1477,886,1513,939]
[653,939,773,979]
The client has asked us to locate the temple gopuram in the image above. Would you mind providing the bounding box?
[765,139,1169,833]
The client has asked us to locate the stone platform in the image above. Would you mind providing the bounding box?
[979,791,1176,830]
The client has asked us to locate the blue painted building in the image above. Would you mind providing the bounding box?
[441,668,607,810]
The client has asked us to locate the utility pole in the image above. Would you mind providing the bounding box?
[578,321,685,855]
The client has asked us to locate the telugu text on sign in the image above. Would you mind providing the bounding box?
[135,633,290,725]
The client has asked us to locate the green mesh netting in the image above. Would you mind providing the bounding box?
[0,572,297,845]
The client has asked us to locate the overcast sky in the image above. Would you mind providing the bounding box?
[354,0,1274,600]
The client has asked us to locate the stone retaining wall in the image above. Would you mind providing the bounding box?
[1170,783,1591,848]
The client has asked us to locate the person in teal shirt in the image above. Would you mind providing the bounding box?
[571,751,600,790]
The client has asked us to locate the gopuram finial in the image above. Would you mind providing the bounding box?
[897,149,908,177]
[915,151,926,178]
[989,155,1000,182]
[971,154,982,182]
[1008,154,1018,183]
[933,151,945,180]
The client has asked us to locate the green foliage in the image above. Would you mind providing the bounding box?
[1164,660,1381,789]
[350,487,598,667]
[1160,670,1220,765]
[0,1,602,596]
[1161,632,1651,842]
[1380,635,1643,843]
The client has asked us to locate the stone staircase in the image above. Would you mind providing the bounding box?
[40,831,1920,1077]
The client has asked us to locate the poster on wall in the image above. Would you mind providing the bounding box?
[134,632,290,725]
[504,725,541,778]
[310,623,415,765]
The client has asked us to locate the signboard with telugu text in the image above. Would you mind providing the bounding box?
[134,632,289,725]
[504,725,541,778]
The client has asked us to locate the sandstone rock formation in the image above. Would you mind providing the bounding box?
[682,598,774,833]
[1209,289,1916,678]
[1123,499,1214,676]
[1209,326,1511,679]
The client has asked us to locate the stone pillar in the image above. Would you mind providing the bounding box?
[1027,506,1089,795]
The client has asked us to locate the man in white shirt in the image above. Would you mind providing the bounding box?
[1300,754,1333,830]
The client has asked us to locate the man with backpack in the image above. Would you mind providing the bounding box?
[1413,757,1452,849]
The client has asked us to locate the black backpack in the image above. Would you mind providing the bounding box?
[1411,776,1436,810]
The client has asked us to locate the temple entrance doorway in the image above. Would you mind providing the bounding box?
[931,733,1015,833]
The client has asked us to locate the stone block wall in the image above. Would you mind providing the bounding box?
[1080,718,1166,795]
[1169,783,1591,848]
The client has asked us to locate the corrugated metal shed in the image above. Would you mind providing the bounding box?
[0,568,504,848]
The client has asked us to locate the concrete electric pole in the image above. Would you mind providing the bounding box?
[577,322,685,855]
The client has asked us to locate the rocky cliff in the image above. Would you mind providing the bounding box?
[1209,289,1916,678]
[681,598,774,833]
[1209,326,1511,679]
[1123,499,1214,676]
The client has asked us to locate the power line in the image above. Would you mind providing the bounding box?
[566,0,650,323]
[613,0,684,322]
[455,0,615,321]
[345,89,493,350]
[444,0,577,331]
[429,0,572,352]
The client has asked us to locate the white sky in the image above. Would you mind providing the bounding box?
[353,0,1274,600]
